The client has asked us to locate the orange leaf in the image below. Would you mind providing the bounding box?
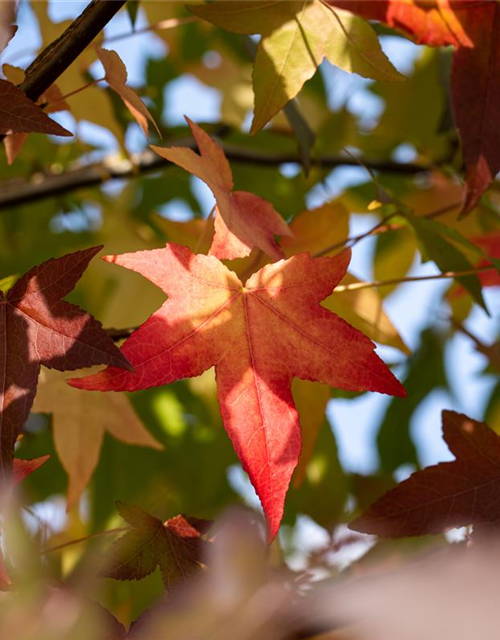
[95,46,160,138]
[151,117,292,261]
[70,244,405,540]
[332,0,500,214]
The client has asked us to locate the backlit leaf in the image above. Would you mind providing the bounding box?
[70,244,405,539]
[151,118,291,260]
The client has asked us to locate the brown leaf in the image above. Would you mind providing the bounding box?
[0,79,71,136]
[102,502,210,591]
[351,410,500,537]
[0,247,130,479]
[95,46,160,137]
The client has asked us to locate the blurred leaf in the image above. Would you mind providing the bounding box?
[102,502,210,590]
[126,1,140,29]
[287,418,348,529]
[33,368,162,510]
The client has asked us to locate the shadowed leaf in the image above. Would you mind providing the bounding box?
[102,502,210,591]
[352,410,500,537]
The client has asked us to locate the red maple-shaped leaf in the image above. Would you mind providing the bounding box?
[351,410,500,538]
[151,118,291,261]
[0,247,130,479]
[101,502,210,591]
[70,244,405,539]
[0,79,72,136]
[330,0,500,215]
[12,455,50,485]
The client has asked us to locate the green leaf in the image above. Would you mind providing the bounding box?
[126,1,140,30]
[286,420,348,528]
[406,213,487,310]
[190,1,403,133]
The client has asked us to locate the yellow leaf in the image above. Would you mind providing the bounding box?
[283,200,349,257]
[292,379,330,486]
[328,273,410,354]
[33,369,162,509]
[155,214,214,254]
[95,47,160,138]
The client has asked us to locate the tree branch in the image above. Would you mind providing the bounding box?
[0,142,432,211]
[20,0,127,102]
[0,0,127,144]
[332,265,496,292]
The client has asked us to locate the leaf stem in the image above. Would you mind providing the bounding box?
[43,77,106,108]
[41,526,129,555]
[313,201,462,258]
[104,16,198,44]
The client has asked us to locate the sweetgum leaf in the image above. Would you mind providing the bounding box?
[95,47,160,138]
[102,502,210,591]
[0,247,131,479]
[331,0,500,215]
[352,410,500,537]
[0,79,72,136]
[151,118,291,261]
[70,244,405,539]
[33,368,162,510]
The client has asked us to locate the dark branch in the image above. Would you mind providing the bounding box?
[21,0,127,102]
[0,0,126,144]
[0,141,433,211]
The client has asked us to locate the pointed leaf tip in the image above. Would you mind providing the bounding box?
[73,245,405,538]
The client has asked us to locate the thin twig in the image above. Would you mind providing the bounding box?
[314,212,397,257]
[332,265,496,293]
[0,147,433,211]
[104,16,198,44]
[104,265,497,342]
[313,200,462,258]
[41,526,129,555]
[46,76,106,106]
[106,327,136,342]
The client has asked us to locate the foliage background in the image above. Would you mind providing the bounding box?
[1,0,500,631]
